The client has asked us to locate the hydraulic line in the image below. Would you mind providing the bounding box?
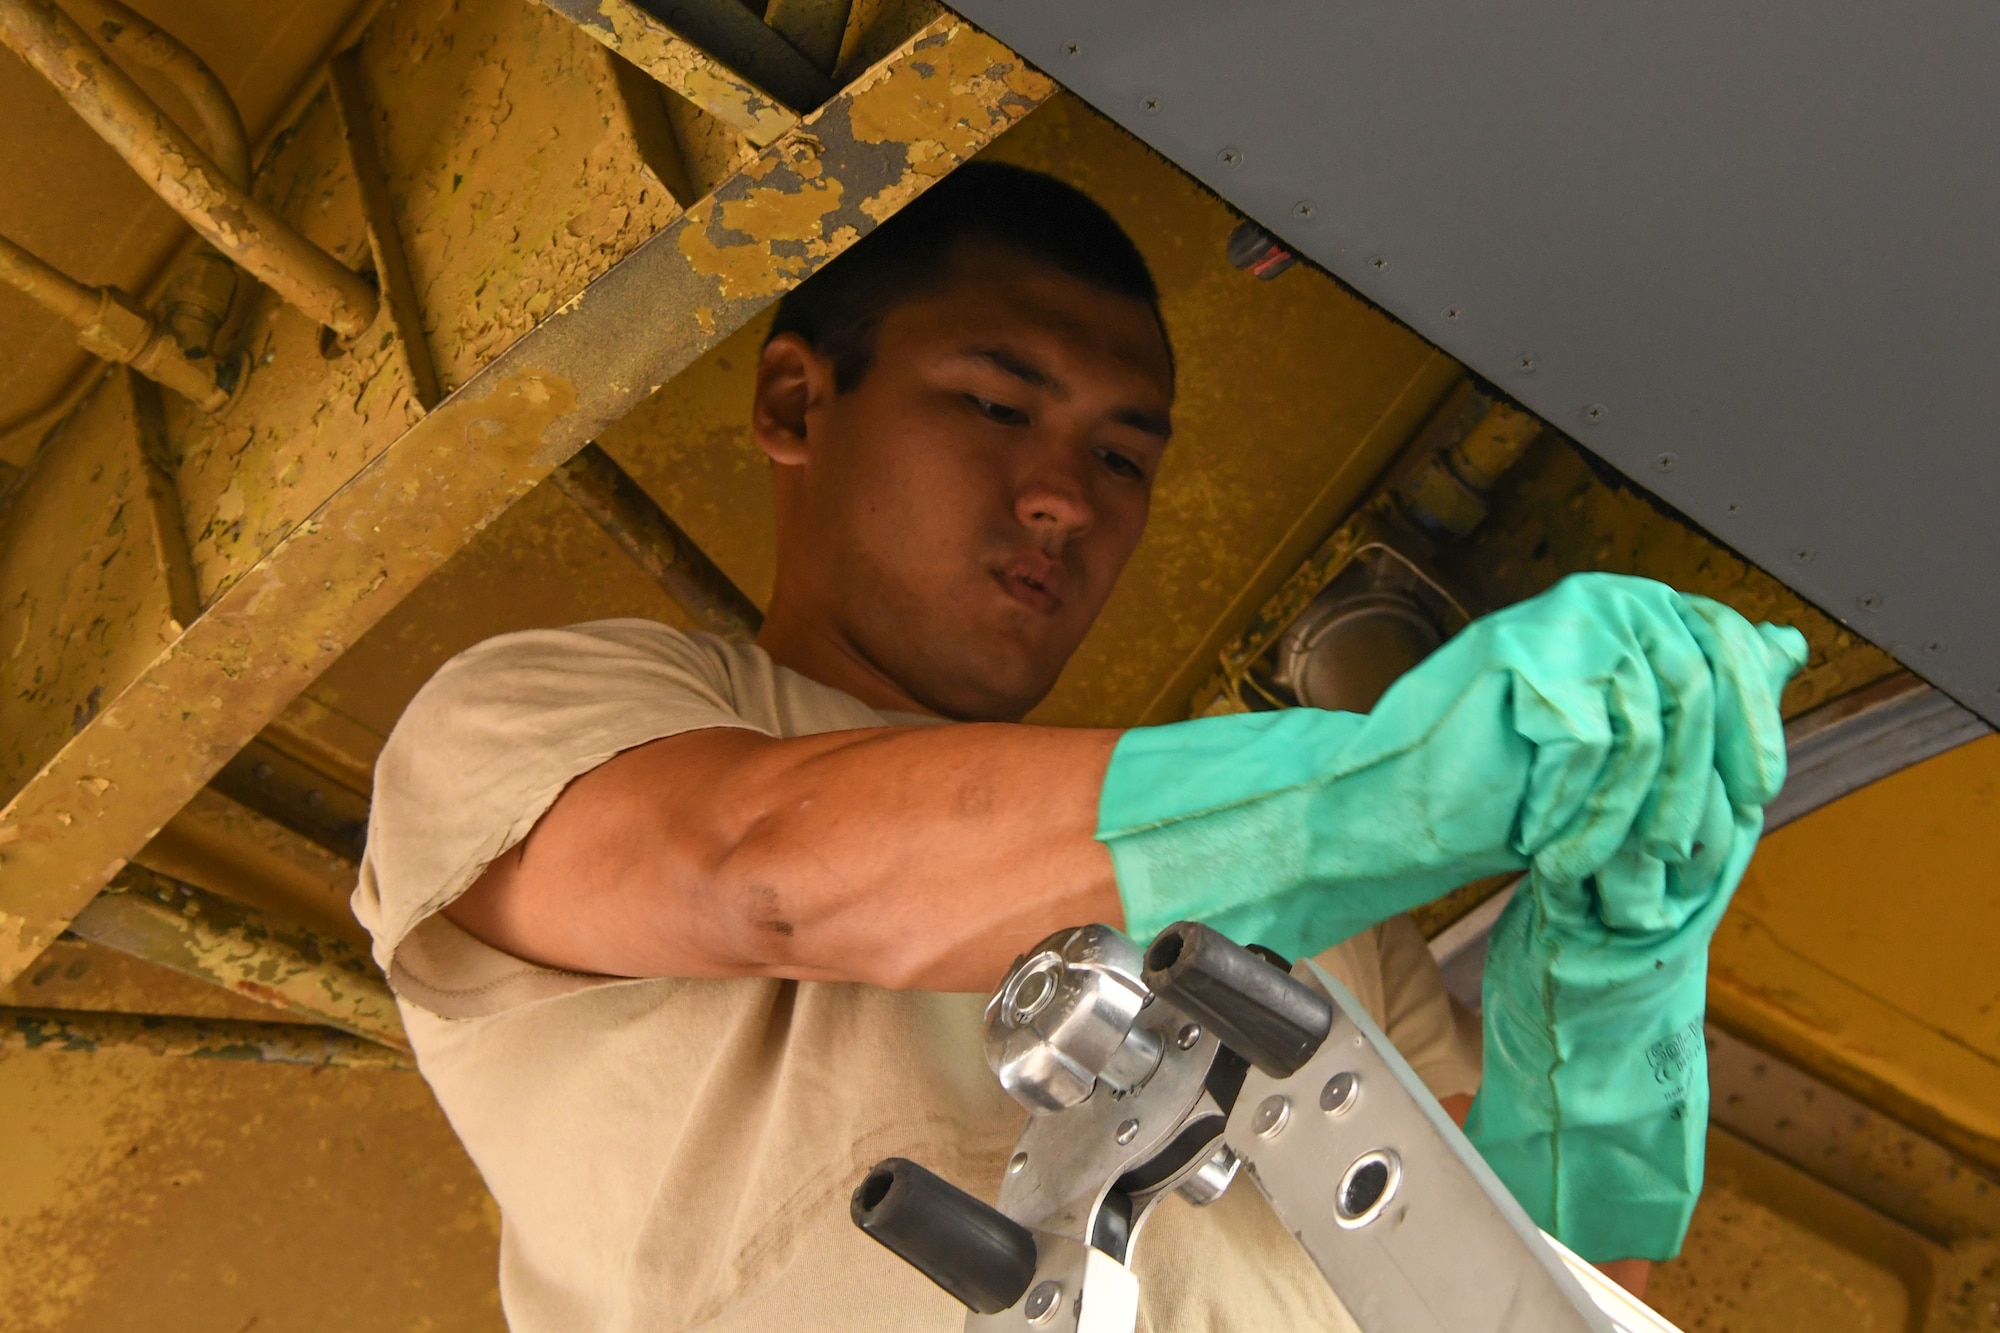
[0,230,230,409]
[0,0,379,339]
[61,0,249,187]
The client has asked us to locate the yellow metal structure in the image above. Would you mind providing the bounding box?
[1715,733,2000,1174]
[0,0,1992,1326]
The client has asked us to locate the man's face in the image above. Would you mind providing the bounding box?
[754,242,1174,721]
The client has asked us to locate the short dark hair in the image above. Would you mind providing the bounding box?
[767,160,1170,392]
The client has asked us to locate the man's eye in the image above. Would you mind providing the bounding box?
[966,395,1029,425]
[1094,446,1146,481]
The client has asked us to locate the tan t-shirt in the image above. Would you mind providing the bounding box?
[355,620,1482,1332]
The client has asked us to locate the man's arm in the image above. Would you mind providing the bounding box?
[444,723,1124,992]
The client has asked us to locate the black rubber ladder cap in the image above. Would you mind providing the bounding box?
[1142,921,1333,1078]
[851,1157,1038,1314]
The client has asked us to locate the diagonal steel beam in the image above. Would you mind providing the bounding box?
[0,1006,414,1069]
[553,442,765,642]
[0,16,1054,987]
[541,0,820,147]
[69,866,407,1050]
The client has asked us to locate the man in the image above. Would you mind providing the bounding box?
[358,162,1799,1329]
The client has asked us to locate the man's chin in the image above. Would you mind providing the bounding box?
[909,648,1064,723]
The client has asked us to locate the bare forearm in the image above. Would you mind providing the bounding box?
[446,724,1125,991]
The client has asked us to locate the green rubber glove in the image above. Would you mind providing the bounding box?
[1464,599,1806,1263]
[1097,572,1805,963]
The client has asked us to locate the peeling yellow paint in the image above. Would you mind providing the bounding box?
[848,26,1057,223]
[0,15,1046,994]
[134,786,363,949]
[0,373,185,806]
[71,868,406,1049]
[593,0,798,146]
[677,175,848,300]
[678,21,1051,299]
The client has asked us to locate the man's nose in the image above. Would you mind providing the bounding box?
[1014,445,1095,540]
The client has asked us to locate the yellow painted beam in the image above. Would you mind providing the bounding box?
[0,368,188,802]
[1711,733,2000,1173]
[0,1005,412,1069]
[69,866,405,1050]
[0,16,1054,988]
[541,0,809,147]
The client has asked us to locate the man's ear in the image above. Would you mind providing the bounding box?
[753,332,833,467]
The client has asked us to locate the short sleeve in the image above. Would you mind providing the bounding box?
[1374,914,1484,1100]
[352,620,768,983]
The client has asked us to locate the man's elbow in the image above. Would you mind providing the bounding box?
[704,837,939,990]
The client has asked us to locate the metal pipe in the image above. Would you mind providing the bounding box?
[0,230,229,409]
[0,0,399,450]
[59,0,247,355]
[60,0,248,187]
[0,228,97,325]
[0,0,380,339]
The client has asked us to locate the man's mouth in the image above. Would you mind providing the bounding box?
[994,556,1065,614]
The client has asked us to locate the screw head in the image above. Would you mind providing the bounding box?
[1008,1151,1028,1174]
[1252,1094,1292,1138]
[1218,146,1244,168]
[1725,502,1742,514]
[1370,257,1389,271]
[1651,452,1678,473]
[1515,354,1536,373]
[1176,1023,1203,1050]
[1583,403,1608,424]
[1791,547,1815,564]
[1063,41,1081,57]
[1115,1118,1140,1145]
[1025,1280,1063,1323]
[1442,305,1462,321]
[1142,95,1161,113]
[1320,1071,1359,1115]
[1923,640,1944,657]
[1857,593,1884,612]
[252,761,275,782]
[1292,200,1316,218]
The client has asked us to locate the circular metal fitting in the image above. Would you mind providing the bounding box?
[1274,588,1442,714]
[1176,1023,1203,1050]
[984,925,1162,1114]
[1024,1280,1063,1324]
[1319,1071,1359,1116]
[1335,1149,1403,1228]
[1174,1144,1242,1207]
[1115,1118,1141,1146]
[1252,1094,1292,1139]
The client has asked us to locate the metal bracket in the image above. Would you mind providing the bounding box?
[856,922,1670,1332]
